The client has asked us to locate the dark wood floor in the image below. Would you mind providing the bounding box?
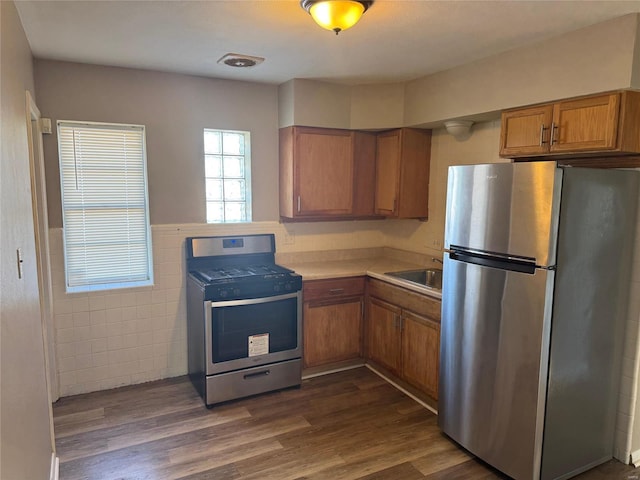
[53,367,638,480]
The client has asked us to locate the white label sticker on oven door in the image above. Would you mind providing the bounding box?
[248,333,269,357]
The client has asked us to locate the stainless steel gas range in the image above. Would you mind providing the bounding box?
[185,234,303,407]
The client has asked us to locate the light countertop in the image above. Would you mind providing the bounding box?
[280,256,442,300]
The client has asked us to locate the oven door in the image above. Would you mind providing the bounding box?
[205,291,302,375]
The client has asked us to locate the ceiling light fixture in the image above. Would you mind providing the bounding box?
[301,0,373,35]
[444,120,474,140]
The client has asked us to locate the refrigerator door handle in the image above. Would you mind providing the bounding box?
[449,245,535,263]
[449,248,537,274]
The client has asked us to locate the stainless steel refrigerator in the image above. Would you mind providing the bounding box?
[439,161,639,480]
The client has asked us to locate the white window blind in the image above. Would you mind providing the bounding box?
[204,129,252,223]
[57,121,153,292]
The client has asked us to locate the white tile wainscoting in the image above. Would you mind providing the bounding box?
[48,220,396,397]
[50,227,187,397]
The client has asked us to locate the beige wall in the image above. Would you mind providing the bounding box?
[405,13,639,126]
[633,15,640,89]
[290,78,352,129]
[279,79,405,130]
[34,60,281,227]
[278,80,295,128]
[350,83,405,130]
[1,1,55,478]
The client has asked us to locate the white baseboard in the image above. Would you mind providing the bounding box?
[631,449,640,468]
[301,361,365,380]
[49,453,59,480]
[365,364,438,415]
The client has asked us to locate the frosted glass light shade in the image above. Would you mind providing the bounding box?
[302,0,371,34]
[444,120,474,139]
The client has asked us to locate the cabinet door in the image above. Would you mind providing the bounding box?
[375,131,401,216]
[303,298,362,368]
[395,128,430,219]
[365,296,401,374]
[550,93,620,153]
[499,105,553,157]
[295,128,354,216]
[352,131,378,217]
[401,311,440,399]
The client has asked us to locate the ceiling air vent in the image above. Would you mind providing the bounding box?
[217,53,265,68]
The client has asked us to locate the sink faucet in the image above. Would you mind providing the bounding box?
[432,257,443,264]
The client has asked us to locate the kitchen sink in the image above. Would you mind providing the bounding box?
[385,268,443,290]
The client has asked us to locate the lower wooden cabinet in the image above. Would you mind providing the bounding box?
[401,310,439,399]
[303,298,362,368]
[302,275,441,400]
[302,277,365,369]
[365,297,401,374]
[365,278,441,400]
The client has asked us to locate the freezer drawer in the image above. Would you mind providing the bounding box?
[444,161,562,267]
[439,253,554,480]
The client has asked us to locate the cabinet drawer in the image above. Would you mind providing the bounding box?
[303,276,365,302]
[368,278,441,321]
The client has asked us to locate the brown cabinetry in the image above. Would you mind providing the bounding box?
[302,277,365,368]
[365,278,440,399]
[375,128,432,219]
[401,311,439,398]
[279,127,378,220]
[365,297,401,374]
[500,91,640,159]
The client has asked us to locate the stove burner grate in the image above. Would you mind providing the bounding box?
[197,264,289,283]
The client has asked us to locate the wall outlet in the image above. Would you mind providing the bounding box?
[426,238,443,250]
[283,231,295,245]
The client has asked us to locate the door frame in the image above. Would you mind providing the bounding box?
[25,91,58,405]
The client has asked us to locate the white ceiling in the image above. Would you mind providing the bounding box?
[15,0,640,86]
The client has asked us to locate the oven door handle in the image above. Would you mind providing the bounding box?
[207,291,300,308]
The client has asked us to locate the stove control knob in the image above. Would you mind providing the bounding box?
[285,283,292,290]
[220,290,228,298]
[233,288,240,296]
[274,284,281,292]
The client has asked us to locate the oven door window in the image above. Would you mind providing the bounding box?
[211,297,298,363]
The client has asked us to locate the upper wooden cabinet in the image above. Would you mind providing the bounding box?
[375,128,432,219]
[279,126,378,220]
[500,91,640,158]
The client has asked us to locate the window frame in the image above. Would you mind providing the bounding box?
[57,120,154,293]
[203,128,252,223]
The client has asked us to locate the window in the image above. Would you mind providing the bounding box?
[204,129,252,223]
[57,121,153,292]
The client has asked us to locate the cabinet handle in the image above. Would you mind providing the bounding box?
[394,314,401,329]
[329,288,345,295]
[360,300,364,319]
[392,198,397,213]
[550,122,558,146]
[539,124,548,145]
[297,195,301,212]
